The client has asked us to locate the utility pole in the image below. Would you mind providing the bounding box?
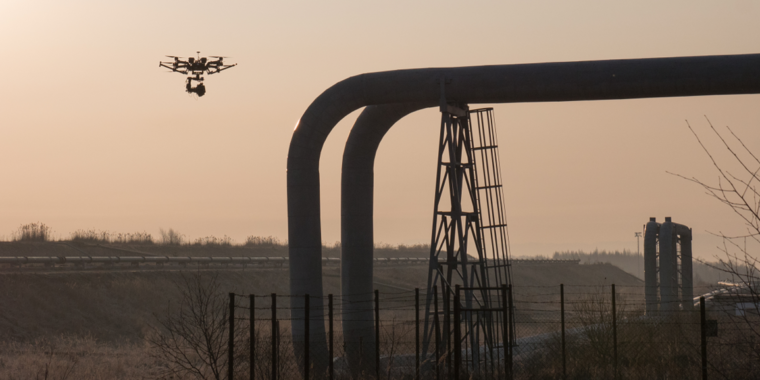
[635,231,642,279]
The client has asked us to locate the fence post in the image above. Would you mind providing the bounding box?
[508,285,513,380]
[612,284,617,379]
[445,289,451,378]
[454,285,461,379]
[275,321,280,379]
[701,296,707,380]
[250,294,255,380]
[561,284,566,380]
[375,289,380,379]
[271,293,277,380]
[501,285,508,380]
[229,293,235,380]
[329,294,334,380]
[415,288,420,380]
[434,285,441,380]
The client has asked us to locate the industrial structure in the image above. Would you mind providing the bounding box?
[288,53,760,373]
[644,217,694,313]
[417,102,514,374]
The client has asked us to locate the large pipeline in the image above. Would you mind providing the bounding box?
[289,53,760,371]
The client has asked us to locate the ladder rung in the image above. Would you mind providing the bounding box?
[481,224,508,229]
[436,211,478,216]
[475,185,502,190]
[472,145,498,151]
[437,261,481,266]
[460,308,505,312]
[442,162,473,167]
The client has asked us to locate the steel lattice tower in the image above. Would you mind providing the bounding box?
[421,101,513,375]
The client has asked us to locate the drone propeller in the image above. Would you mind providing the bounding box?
[209,56,229,58]
[165,55,182,58]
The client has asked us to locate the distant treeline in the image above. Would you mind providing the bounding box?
[5,223,432,257]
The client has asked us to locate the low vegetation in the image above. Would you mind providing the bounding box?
[12,222,53,242]
[0,336,161,380]
[245,235,284,247]
[70,229,154,244]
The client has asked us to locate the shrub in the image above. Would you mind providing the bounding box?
[159,228,185,245]
[69,230,154,244]
[244,235,283,247]
[70,229,111,243]
[193,235,234,246]
[12,222,52,242]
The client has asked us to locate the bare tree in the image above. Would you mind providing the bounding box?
[148,271,231,380]
[673,118,759,299]
[673,117,760,373]
[159,228,185,245]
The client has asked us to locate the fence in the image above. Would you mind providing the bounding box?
[219,285,758,380]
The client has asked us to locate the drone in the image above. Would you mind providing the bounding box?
[159,52,237,96]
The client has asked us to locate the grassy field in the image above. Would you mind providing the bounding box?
[0,240,651,379]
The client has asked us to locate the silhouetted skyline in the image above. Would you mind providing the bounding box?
[2,1,759,259]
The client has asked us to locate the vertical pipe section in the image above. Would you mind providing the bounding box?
[341,103,428,375]
[659,217,678,313]
[644,218,659,315]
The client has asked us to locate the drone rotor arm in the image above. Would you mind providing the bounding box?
[208,63,237,75]
[159,62,190,74]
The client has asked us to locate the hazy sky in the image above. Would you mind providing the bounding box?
[2,1,759,259]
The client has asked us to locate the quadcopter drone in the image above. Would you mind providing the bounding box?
[159,52,237,96]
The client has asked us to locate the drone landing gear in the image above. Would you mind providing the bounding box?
[185,76,206,97]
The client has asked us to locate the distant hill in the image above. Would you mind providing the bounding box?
[545,249,729,285]
[0,240,429,259]
[0,249,644,343]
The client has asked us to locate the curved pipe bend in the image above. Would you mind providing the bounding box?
[340,103,431,372]
[288,53,760,368]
